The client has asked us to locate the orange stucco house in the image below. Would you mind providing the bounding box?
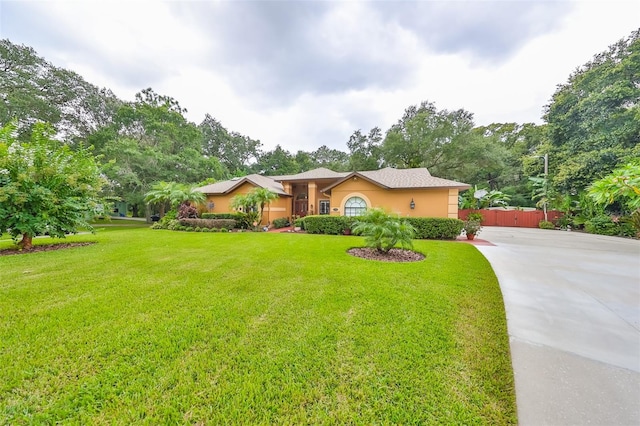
[196,167,470,225]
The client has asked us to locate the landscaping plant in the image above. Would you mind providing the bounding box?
[0,122,104,250]
[352,208,416,252]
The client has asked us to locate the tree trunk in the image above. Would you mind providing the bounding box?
[18,233,33,250]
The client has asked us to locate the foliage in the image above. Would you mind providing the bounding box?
[588,162,640,211]
[463,220,482,236]
[250,187,279,224]
[460,186,511,209]
[272,217,289,229]
[254,145,299,175]
[144,181,205,217]
[0,122,104,249]
[382,101,502,184]
[94,89,226,216]
[201,212,243,221]
[177,202,198,220]
[545,29,639,193]
[352,208,415,253]
[199,113,260,175]
[538,221,555,230]
[587,162,640,236]
[302,215,357,235]
[230,188,278,225]
[347,127,383,171]
[404,218,464,240]
[0,39,120,143]
[584,215,620,236]
[178,218,235,230]
[461,212,483,236]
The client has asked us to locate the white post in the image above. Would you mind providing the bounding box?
[543,153,548,222]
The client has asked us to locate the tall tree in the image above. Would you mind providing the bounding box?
[310,145,350,171]
[95,89,226,216]
[544,29,640,193]
[0,122,104,249]
[254,145,299,175]
[0,39,120,143]
[382,101,491,181]
[199,114,261,175]
[347,127,383,171]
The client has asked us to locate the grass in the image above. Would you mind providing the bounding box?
[0,228,516,424]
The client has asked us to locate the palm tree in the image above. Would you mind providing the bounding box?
[145,182,206,217]
[352,208,415,253]
[250,187,279,225]
[144,181,177,218]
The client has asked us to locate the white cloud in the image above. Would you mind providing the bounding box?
[2,0,639,154]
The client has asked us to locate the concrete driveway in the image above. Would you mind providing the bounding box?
[474,227,640,425]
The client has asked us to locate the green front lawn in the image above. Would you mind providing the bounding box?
[0,229,516,424]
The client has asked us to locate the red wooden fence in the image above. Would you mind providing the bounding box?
[458,209,562,228]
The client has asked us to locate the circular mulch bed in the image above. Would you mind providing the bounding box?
[0,242,95,256]
[347,247,425,262]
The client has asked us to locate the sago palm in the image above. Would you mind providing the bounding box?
[352,208,416,253]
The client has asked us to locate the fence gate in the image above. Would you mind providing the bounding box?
[459,209,562,228]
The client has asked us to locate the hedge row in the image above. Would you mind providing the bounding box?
[201,213,242,221]
[302,215,359,235]
[301,215,463,239]
[404,217,463,240]
[179,218,236,229]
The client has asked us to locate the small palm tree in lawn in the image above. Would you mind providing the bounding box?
[352,208,416,253]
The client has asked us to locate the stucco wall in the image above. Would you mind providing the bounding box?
[203,181,292,225]
[328,177,459,218]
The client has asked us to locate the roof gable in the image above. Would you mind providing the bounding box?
[271,167,350,181]
[322,167,470,192]
[197,174,289,196]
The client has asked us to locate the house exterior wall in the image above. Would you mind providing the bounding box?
[263,197,290,224]
[328,177,459,218]
[203,181,292,225]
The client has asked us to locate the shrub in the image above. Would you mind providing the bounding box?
[201,228,211,233]
[352,208,415,252]
[538,221,555,229]
[404,218,464,240]
[294,217,305,229]
[273,217,290,229]
[220,227,228,233]
[166,220,180,231]
[201,213,241,220]
[179,218,236,230]
[585,215,618,236]
[177,202,198,219]
[300,215,463,239]
[618,220,637,238]
[302,215,358,235]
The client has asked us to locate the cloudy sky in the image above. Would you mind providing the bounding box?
[1,0,639,152]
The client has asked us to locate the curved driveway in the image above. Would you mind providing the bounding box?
[475,227,640,425]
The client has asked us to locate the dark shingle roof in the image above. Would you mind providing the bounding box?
[323,167,470,191]
[196,174,289,196]
[271,167,350,181]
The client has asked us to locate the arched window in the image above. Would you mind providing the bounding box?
[344,196,367,216]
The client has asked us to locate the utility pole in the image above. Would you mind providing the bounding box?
[542,153,548,222]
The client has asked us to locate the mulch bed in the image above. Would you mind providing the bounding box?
[347,247,425,262]
[0,242,95,256]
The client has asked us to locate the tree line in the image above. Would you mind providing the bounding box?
[1,30,638,222]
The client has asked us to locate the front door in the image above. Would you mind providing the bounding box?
[295,199,308,217]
